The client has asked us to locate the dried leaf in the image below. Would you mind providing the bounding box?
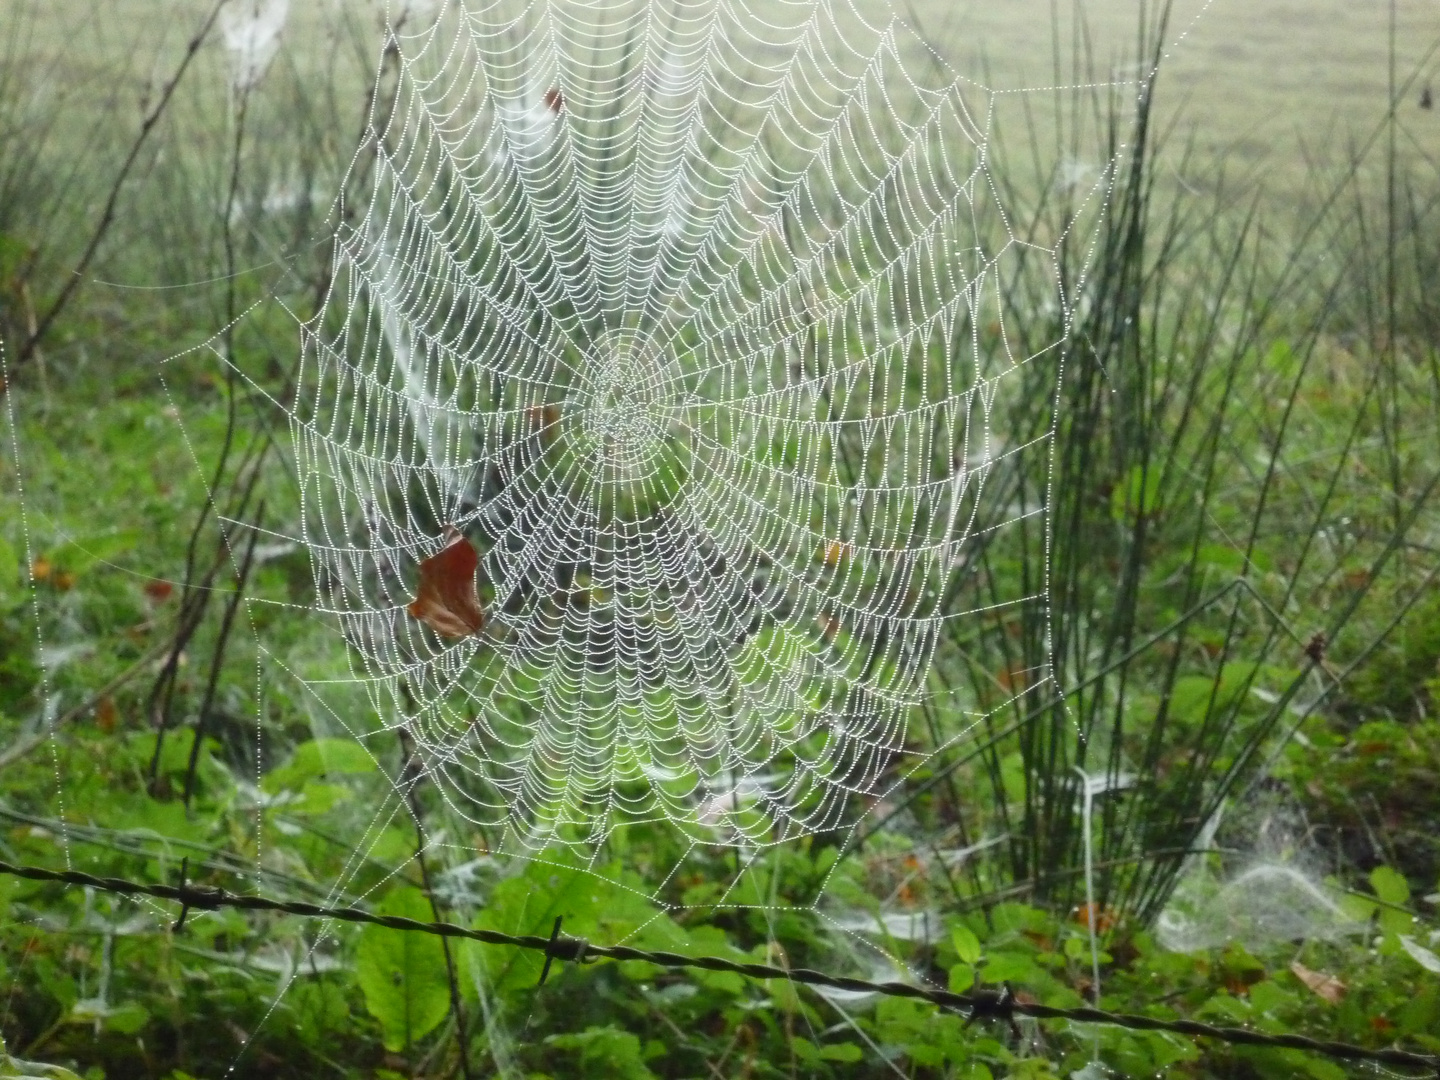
[407,526,484,638]
[144,580,174,602]
[1290,960,1346,1004]
[997,663,1030,692]
[821,540,850,566]
[543,87,564,113]
[1072,903,1117,933]
[95,696,118,734]
[29,556,51,582]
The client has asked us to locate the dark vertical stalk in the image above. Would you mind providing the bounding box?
[148,75,255,784]
[397,729,475,1080]
[182,506,263,807]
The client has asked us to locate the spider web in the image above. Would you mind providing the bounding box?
[294,0,1064,863]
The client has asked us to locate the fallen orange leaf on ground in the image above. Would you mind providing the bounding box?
[1072,902,1117,933]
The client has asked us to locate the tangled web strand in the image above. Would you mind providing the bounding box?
[295,0,1050,854]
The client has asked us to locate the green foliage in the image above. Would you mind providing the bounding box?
[356,887,453,1052]
[545,1026,660,1079]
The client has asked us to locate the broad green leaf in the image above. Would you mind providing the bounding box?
[981,951,1040,985]
[1000,752,1027,805]
[1247,979,1292,1015]
[1168,665,1257,726]
[1399,989,1440,1035]
[789,1036,821,1065]
[820,1042,864,1062]
[1379,906,1415,939]
[990,903,1047,934]
[1337,893,1378,922]
[289,780,353,815]
[468,857,666,995]
[356,886,451,1052]
[952,924,982,965]
[546,1026,657,1080]
[1301,1054,1349,1080]
[1370,865,1410,906]
[768,975,805,1014]
[948,963,975,993]
[103,1002,150,1035]
[875,997,960,1068]
[265,738,377,793]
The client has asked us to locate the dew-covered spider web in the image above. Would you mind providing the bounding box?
[295,0,1073,866]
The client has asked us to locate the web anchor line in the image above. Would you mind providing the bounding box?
[1,859,1434,1076]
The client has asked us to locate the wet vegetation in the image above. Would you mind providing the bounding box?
[1,1,1439,1077]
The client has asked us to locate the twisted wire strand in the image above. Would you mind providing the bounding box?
[2,859,1434,1075]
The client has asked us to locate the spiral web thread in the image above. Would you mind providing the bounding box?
[294,0,1070,859]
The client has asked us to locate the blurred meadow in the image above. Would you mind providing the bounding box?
[2,1,1440,1078]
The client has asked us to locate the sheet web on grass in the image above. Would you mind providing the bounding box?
[295,0,1071,865]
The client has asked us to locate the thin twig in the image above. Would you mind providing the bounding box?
[182,504,264,807]
[148,448,266,784]
[398,729,475,1080]
[12,0,233,369]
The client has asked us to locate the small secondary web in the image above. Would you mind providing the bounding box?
[293,0,1070,861]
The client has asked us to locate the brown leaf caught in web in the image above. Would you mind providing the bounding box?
[407,526,485,638]
[1290,960,1346,1004]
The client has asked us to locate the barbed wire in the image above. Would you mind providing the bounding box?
[1,858,1435,1076]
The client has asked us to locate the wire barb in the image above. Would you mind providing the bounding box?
[538,916,563,986]
[966,982,1022,1038]
[0,858,1435,1076]
[171,857,191,934]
